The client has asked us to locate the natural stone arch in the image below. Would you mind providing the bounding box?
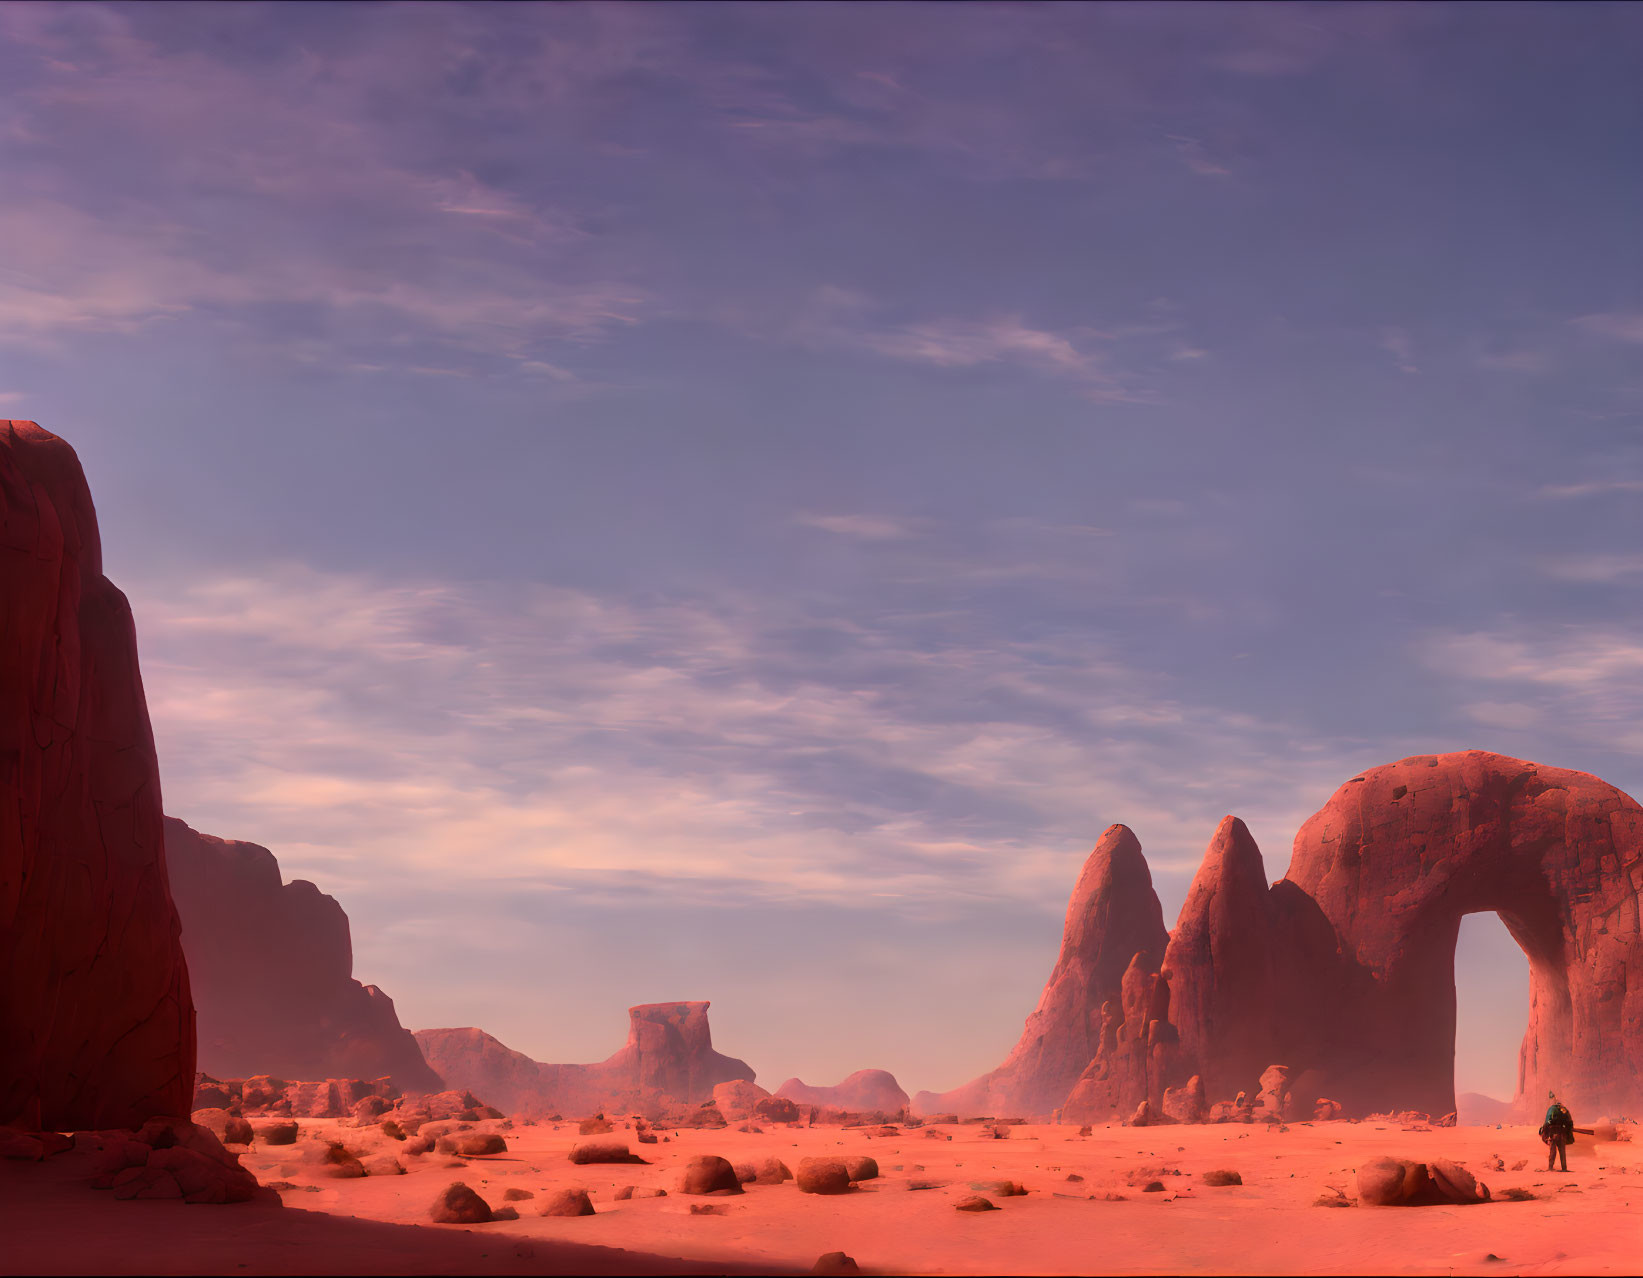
[1282,750,1641,1119]
[947,748,1641,1123]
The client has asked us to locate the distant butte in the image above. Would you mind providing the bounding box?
[416,1001,756,1118]
[164,815,442,1092]
[776,1069,910,1114]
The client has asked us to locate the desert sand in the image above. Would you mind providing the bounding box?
[6,1117,1637,1276]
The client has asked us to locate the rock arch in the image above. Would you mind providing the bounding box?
[926,750,1643,1122]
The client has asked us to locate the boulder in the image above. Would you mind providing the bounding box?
[447,1133,505,1157]
[568,1140,646,1165]
[1162,1076,1207,1124]
[430,1182,492,1223]
[712,1079,773,1121]
[678,1154,742,1195]
[796,1158,851,1195]
[537,1187,595,1217]
[754,1157,793,1185]
[191,1108,254,1146]
[812,1254,860,1276]
[1357,1157,1425,1206]
[842,1155,879,1182]
[363,1155,405,1176]
[954,1195,998,1212]
[753,1096,802,1124]
[1201,1169,1242,1186]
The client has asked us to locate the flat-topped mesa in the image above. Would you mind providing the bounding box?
[416,1000,756,1118]
[913,824,1168,1119]
[163,816,442,1091]
[0,420,196,1129]
[776,1069,910,1114]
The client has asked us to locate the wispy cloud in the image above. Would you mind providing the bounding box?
[1534,553,1643,584]
[1416,626,1643,756]
[1571,313,1643,344]
[794,513,926,540]
[1535,479,1643,500]
[0,4,647,371]
[1380,326,1419,374]
[131,559,1375,919]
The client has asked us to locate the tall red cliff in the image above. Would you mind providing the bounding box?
[0,421,195,1129]
[163,816,441,1091]
[913,825,1168,1118]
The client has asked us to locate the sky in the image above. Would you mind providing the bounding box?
[3,1,1640,1103]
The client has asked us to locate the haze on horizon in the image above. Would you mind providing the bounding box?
[2,1,1638,1104]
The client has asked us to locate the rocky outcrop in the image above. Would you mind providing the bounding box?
[163,816,441,1092]
[775,1069,909,1115]
[976,751,1643,1124]
[0,420,195,1130]
[913,825,1167,1118]
[416,1002,755,1118]
[1282,751,1643,1120]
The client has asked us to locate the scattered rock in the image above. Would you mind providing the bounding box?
[362,1155,405,1176]
[537,1187,595,1217]
[971,1180,1027,1196]
[796,1158,852,1196]
[579,1117,613,1136]
[843,1154,879,1182]
[812,1253,860,1275]
[430,1181,493,1224]
[491,1205,519,1221]
[754,1157,793,1185]
[501,1187,535,1201]
[955,1195,998,1212]
[1201,1169,1242,1186]
[678,1154,743,1195]
[569,1140,646,1165]
[1141,1180,1166,1192]
[444,1133,506,1157]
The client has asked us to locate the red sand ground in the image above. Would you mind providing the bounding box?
[4,1120,1636,1275]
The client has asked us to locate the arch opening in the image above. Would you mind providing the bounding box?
[1453,910,1530,1121]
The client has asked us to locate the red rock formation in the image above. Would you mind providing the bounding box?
[913,825,1168,1118]
[775,1070,909,1114]
[0,420,195,1130]
[1282,751,1643,1120]
[163,816,441,1092]
[980,751,1643,1124]
[415,1001,755,1118]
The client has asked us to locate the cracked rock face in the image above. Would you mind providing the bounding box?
[0,420,195,1129]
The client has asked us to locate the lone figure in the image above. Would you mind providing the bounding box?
[1540,1092,1575,1171]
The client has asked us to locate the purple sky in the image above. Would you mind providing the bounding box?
[4,2,1640,1102]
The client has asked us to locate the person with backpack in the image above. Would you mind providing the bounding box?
[1540,1092,1575,1171]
